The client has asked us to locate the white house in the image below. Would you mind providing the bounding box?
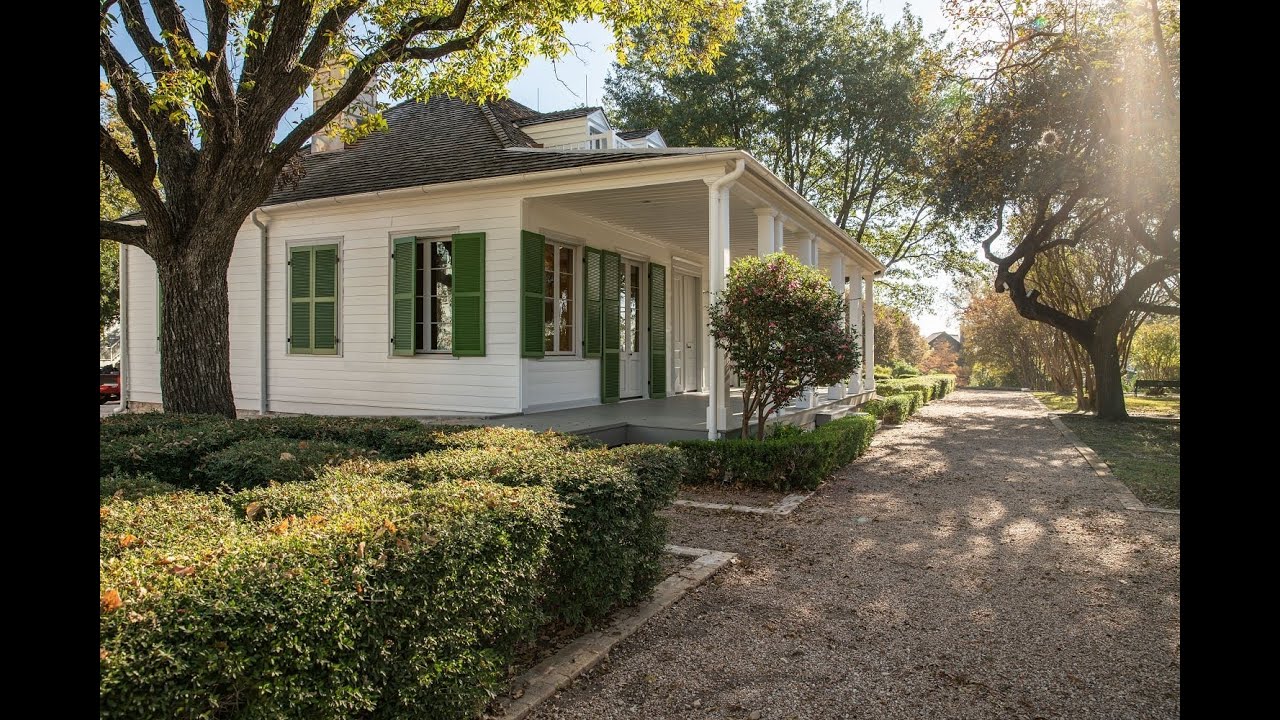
[117,94,883,439]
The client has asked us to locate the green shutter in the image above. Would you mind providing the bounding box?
[600,250,621,403]
[391,236,417,356]
[649,263,667,399]
[313,245,338,353]
[289,247,312,352]
[583,247,602,358]
[520,231,545,358]
[451,232,486,357]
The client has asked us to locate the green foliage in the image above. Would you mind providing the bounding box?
[675,414,876,491]
[198,438,372,491]
[874,304,928,368]
[99,416,256,487]
[877,395,913,424]
[873,366,893,380]
[99,474,178,501]
[100,476,559,720]
[860,398,885,419]
[891,359,921,377]
[606,0,977,312]
[1131,319,1180,380]
[709,252,860,440]
[370,441,674,629]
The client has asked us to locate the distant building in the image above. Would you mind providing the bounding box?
[926,331,962,356]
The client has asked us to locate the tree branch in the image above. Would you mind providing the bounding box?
[1134,303,1179,316]
[101,123,163,213]
[101,220,149,248]
[118,0,172,76]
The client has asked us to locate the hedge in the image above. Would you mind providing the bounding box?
[366,436,676,628]
[873,395,913,424]
[196,438,372,491]
[99,415,475,489]
[675,414,876,491]
[100,476,560,720]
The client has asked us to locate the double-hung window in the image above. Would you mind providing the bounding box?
[414,238,453,353]
[542,241,575,354]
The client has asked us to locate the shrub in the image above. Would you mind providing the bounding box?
[369,440,663,628]
[873,365,893,381]
[247,415,463,458]
[99,418,260,486]
[196,438,371,491]
[891,359,921,377]
[904,390,924,414]
[675,414,876,491]
[877,395,913,424]
[100,476,559,720]
[99,412,230,442]
[901,381,934,404]
[861,398,885,419]
[99,473,178,501]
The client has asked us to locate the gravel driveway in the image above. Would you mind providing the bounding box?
[530,389,1180,719]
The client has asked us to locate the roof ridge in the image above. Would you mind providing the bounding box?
[479,103,516,148]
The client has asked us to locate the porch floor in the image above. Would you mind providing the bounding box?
[465,389,876,445]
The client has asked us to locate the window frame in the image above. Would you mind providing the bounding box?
[415,237,455,354]
[542,237,579,357]
[286,237,344,358]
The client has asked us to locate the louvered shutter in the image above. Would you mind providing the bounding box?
[520,231,546,358]
[583,247,602,358]
[312,245,338,353]
[600,250,621,403]
[451,232,486,357]
[289,247,312,352]
[649,263,667,399]
[391,237,416,356]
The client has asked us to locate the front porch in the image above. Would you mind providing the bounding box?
[483,387,877,445]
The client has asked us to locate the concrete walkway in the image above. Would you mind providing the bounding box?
[530,389,1180,719]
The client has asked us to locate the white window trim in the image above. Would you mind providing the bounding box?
[543,238,578,356]
[285,236,344,358]
[385,227,459,360]
[416,236,455,355]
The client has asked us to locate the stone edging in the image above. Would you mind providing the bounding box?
[489,545,738,720]
[1027,393,1180,516]
[672,492,814,516]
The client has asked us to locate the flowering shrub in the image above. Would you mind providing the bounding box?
[708,253,860,440]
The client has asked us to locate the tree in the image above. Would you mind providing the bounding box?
[1130,319,1179,380]
[872,304,924,369]
[931,0,1179,420]
[605,0,978,314]
[99,0,741,417]
[922,343,959,376]
[709,253,859,440]
[100,88,136,337]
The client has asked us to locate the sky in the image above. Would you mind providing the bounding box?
[505,1,962,335]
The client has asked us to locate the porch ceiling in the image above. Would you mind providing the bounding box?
[535,180,837,272]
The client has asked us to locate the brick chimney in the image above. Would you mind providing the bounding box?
[311,59,377,153]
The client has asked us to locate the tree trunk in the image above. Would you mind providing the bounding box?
[156,229,238,417]
[1089,336,1128,421]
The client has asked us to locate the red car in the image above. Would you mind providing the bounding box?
[101,365,121,404]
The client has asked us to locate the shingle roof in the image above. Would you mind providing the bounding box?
[259,98,680,207]
[926,331,961,345]
[617,128,659,140]
[512,106,602,126]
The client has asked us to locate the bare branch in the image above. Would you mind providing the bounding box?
[1134,303,1179,316]
[982,202,1007,264]
[118,0,172,76]
[101,220,149,248]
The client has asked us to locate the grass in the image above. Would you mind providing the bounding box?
[1033,391,1180,417]
[1059,415,1180,510]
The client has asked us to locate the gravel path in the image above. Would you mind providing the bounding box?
[530,389,1180,719]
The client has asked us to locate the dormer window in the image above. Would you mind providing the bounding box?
[587,119,609,149]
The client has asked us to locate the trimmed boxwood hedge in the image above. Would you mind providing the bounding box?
[878,395,913,424]
[197,438,372,491]
[366,436,678,628]
[871,374,956,424]
[100,476,560,720]
[674,414,876,491]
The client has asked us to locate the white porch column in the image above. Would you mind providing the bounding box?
[827,254,846,400]
[848,263,862,393]
[773,214,786,253]
[863,272,876,393]
[755,207,777,257]
[797,232,819,408]
[705,164,742,439]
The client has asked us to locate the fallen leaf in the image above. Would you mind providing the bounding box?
[171,565,196,577]
[245,502,265,521]
[396,538,411,552]
[118,534,140,548]
[100,648,109,660]
[101,589,123,613]
[270,518,290,534]
[279,452,295,462]
[383,519,398,535]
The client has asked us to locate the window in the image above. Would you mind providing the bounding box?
[414,239,453,352]
[288,243,340,355]
[542,241,575,354]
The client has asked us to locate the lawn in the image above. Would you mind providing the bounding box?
[1033,391,1180,417]
[1059,415,1180,509]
